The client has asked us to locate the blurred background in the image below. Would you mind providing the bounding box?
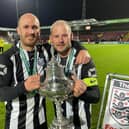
[1,0,129,44]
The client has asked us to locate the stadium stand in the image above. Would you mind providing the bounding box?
[0,18,129,44]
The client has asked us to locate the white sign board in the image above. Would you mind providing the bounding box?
[97,74,129,129]
[103,79,129,129]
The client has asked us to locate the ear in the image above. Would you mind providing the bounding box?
[49,35,52,44]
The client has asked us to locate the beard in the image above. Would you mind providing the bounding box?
[56,44,71,57]
[21,35,38,47]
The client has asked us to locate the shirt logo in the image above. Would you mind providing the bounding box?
[38,58,45,66]
[90,79,97,83]
[0,64,7,76]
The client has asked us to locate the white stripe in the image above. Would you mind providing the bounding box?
[66,101,73,119]
[26,97,34,129]
[9,56,19,129]
[9,99,20,129]
[77,64,82,79]
[39,96,45,124]
[11,55,18,86]
[37,60,44,75]
[38,65,44,75]
[69,56,75,72]
[78,101,88,129]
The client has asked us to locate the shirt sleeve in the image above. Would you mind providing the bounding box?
[78,59,100,103]
[0,54,26,101]
[71,40,87,51]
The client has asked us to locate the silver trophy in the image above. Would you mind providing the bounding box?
[40,46,74,129]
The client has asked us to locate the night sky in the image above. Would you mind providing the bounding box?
[0,0,129,28]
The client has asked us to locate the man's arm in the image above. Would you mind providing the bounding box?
[79,86,100,103]
[75,50,90,64]
[72,59,100,103]
[79,60,100,103]
[0,54,41,101]
[0,55,27,101]
[0,83,26,101]
[71,40,85,50]
[71,40,91,64]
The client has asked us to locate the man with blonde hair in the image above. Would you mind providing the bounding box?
[50,20,100,129]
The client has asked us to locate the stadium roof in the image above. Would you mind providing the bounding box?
[1,18,129,34]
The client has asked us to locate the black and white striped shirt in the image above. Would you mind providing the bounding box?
[55,48,100,129]
[0,43,49,129]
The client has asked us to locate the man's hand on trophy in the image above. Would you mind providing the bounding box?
[71,75,87,97]
[75,50,91,64]
[24,74,41,92]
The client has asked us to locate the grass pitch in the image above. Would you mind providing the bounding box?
[0,44,129,129]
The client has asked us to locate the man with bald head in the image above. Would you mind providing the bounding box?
[17,13,40,49]
[0,13,48,129]
[0,13,90,129]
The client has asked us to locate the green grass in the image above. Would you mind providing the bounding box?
[0,103,5,129]
[0,43,12,54]
[1,44,129,129]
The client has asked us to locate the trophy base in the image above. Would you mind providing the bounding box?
[49,117,74,129]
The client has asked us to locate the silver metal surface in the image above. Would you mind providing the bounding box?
[40,46,74,129]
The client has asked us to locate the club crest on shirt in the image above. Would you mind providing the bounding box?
[109,79,129,126]
[0,64,7,76]
[38,58,45,66]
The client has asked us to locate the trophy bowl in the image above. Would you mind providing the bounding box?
[40,78,72,99]
[40,57,73,100]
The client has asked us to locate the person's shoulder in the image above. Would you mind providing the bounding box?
[71,40,87,52]
[0,45,18,60]
[72,40,80,43]
[0,51,12,66]
[71,40,80,44]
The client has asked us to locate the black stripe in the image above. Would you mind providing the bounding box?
[33,93,40,129]
[54,101,66,118]
[73,98,81,129]
[62,101,66,117]
[84,103,91,129]
[38,122,48,129]
[18,95,27,129]
[5,101,12,129]
[42,98,47,128]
